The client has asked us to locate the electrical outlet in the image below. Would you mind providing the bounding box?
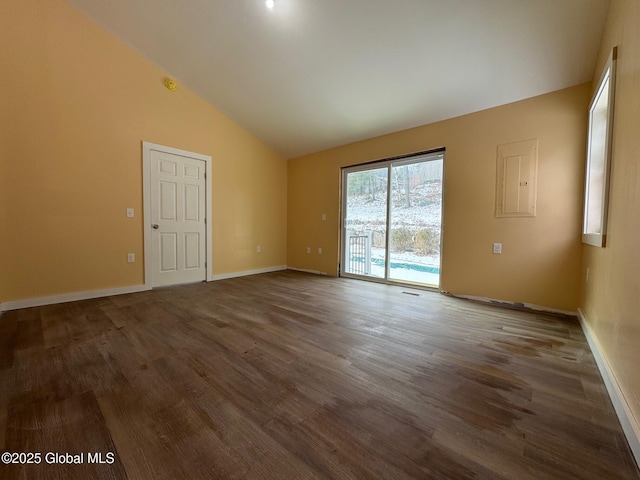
[493,243,502,254]
[306,247,311,254]
[127,253,135,263]
[321,213,327,221]
[318,247,322,254]
[256,245,261,253]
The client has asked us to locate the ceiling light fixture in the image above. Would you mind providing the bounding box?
[266,0,275,9]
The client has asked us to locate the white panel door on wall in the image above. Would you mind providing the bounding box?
[150,150,206,287]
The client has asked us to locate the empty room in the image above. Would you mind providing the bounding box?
[1,0,639,479]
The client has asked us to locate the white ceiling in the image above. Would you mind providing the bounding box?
[65,0,609,159]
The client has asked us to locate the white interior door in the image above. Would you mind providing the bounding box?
[150,150,206,287]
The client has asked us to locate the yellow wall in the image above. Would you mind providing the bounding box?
[0,0,287,303]
[581,0,640,432]
[288,84,590,312]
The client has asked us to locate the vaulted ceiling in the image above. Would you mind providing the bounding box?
[65,0,609,159]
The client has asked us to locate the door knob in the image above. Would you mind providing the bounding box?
[152,224,159,229]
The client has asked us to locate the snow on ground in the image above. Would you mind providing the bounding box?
[344,182,443,287]
[346,182,442,230]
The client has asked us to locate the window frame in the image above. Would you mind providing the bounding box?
[582,46,617,248]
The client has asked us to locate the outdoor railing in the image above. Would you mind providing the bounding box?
[346,233,372,275]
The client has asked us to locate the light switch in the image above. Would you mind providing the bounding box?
[126,208,134,218]
[321,213,327,221]
[493,243,502,254]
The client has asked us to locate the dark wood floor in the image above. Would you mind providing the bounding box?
[0,271,638,480]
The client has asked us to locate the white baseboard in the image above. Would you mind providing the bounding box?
[443,292,576,317]
[0,284,150,312]
[578,308,640,468]
[210,265,288,281]
[286,267,329,276]
[0,266,290,312]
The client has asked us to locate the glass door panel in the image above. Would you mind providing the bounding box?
[343,167,388,278]
[389,158,443,287]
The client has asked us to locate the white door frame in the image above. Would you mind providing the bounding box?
[142,141,213,287]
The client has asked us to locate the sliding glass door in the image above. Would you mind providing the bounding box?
[343,166,388,278]
[341,151,444,288]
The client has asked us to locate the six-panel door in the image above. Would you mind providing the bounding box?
[150,150,206,287]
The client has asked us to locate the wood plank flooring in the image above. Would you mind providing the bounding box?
[0,270,638,479]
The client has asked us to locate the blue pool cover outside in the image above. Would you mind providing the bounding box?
[352,256,440,275]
